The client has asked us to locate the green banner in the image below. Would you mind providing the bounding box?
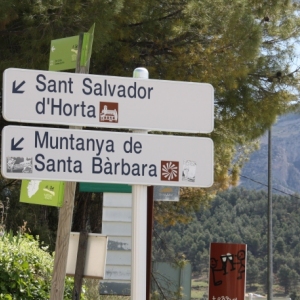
[79,182,132,193]
[20,180,65,207]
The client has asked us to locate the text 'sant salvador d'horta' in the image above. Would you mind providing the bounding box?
[210,250,245,286]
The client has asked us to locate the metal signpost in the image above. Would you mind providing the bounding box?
[131,68,148,300]
[1,65,215,300]
[2,68,214,133]
[1,125,213,187]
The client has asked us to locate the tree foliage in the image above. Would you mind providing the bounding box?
[278,265,299,294]
[1,0,300,227]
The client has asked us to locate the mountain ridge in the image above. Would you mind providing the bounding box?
[240,113,300,195]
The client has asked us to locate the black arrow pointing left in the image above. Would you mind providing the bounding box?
[12,80,25,94]
[11,137,24,150]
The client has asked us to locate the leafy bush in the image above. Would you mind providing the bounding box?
[0,231,79,299]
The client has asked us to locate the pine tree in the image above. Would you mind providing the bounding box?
[1,0,300,227]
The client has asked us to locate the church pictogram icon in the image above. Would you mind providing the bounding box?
[99,102,118,123]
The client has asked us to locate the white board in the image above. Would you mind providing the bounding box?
[1,125,214,187]
[3,68,214,133]
[66,233,107,278]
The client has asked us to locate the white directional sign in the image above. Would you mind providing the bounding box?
[3,68,214,133]
[1,126,213,187]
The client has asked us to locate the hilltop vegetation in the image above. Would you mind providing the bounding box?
[153,187,300,295]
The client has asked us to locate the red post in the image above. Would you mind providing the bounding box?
[146,186,154,300]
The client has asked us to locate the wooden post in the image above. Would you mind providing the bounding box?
[50,181,77,300]
[72,229,88,299]
[50,33,89,300]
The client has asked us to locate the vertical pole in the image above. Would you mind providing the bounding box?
[72,229,88,299]
[71,32,90,299]
[50,180,77,300]
[267,128,273,300]
[50,33,89,300]
[146,186,154,300]
[131,67,149,300]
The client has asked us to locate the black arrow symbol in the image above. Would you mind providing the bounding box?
[11,137,24,150]
[12,80,25,94]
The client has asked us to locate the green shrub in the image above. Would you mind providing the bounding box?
[0,231,80,299]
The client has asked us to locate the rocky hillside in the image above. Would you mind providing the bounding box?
[240,113,300,194]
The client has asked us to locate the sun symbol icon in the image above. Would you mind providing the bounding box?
[161,161,179,181]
